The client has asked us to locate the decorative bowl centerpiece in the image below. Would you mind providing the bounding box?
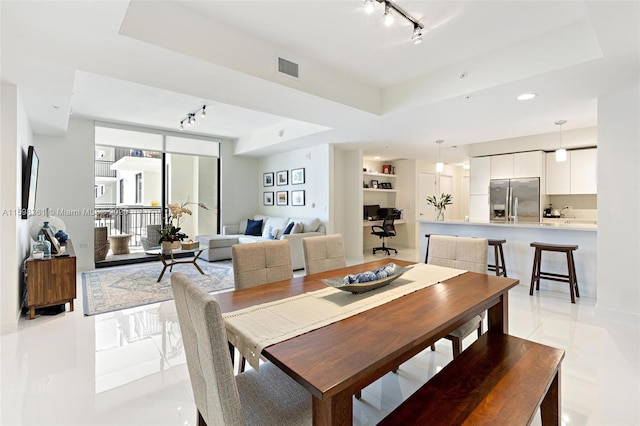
[322,263,412,294]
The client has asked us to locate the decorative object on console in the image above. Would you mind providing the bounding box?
[276,191,288,205]
[382,164,392,174]
[32,233,51,258]
[426,193,453,221]
[291,168,305,185]
[41,222,61,254]
[291,190,305,206]
[371,179,379,189]
[276,170,288,186]
[263,172,274,187]
[54,229,69,242]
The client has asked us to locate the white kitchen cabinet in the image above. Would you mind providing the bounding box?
[546,149,597,194]
[491,151,543,179]
[546,152,571,194]
[570,149,597,194]
[490,154,514,179]
[469,194,489,221]
[469,156,490,195]
[514,151,544,178]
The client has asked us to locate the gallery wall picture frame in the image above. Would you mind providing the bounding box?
[263,172,274,187]
[276,170,288,186]
[263,191,274,206]
[291,168,305,185]
[276,191,288,206]
[291,190,305,206]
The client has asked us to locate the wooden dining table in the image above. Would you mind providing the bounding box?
[214,259,520,426]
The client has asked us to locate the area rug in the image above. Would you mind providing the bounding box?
[82,260,234,316]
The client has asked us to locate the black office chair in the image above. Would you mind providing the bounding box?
[371,216,397,255]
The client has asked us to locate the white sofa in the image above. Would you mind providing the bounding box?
[196,215,326,270]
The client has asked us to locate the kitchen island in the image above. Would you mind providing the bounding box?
[418,219,597,298]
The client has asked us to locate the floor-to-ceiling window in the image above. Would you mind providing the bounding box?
[94,124,220,267]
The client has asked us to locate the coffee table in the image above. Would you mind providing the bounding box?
[145,245,206,282]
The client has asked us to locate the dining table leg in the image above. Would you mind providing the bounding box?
[487,292,509,334]
[312,392,352,426]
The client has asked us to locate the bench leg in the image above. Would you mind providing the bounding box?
[451,337,462,358]
[540,368,561,425]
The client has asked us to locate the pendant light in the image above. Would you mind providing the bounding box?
[435,140,444,172]
[555,120,567,162]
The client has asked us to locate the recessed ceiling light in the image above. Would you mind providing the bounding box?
[516,93,537,101]
[374,156,381,160]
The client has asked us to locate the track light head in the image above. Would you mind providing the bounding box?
[364,0,375,14]
[412,25,423,44]
[383,4,394,26]
[200,105,206,118]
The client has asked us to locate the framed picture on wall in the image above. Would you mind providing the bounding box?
[276,191,288,206]
[291,190,305,206]
[291,168,305,185]
[263,191,274,206]
[276,170,288,186]
[263,172,274,187]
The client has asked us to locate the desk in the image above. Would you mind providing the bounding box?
[215,259,519,426]
[146,246,205,282]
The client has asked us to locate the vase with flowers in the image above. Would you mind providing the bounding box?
[425,193,453,221]
[158,199,209,251]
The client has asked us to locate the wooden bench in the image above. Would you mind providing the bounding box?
[379,333,565,426]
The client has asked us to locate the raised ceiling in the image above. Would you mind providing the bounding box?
[1,1,638,164]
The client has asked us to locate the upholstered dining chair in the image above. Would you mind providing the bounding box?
[232,240,293,372]
[170,273,311,426]
[427,235,488,358]
[302,234,347,274]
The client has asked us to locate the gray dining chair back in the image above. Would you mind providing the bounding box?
[232,240,293,290]
[302,234,347,274]
[427,235,488,358]
[171,272,311,426]
[427,235,488,273]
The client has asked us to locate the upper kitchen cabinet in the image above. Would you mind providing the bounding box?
[570,148,597,194]
[490,151,544,179]
[546,148,597,194]
[469,156,490,195]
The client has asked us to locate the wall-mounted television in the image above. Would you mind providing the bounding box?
[21,145,39,220]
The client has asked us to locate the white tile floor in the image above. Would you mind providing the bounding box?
[1,249,639,425]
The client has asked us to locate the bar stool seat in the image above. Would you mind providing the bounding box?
[529,242,580,303]
[488,239,507,277]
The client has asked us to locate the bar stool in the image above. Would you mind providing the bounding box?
[424,234,431,263]
[487,239,507,277]
[529,242,580,303]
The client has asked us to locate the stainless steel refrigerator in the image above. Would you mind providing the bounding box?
[489,177,540,223]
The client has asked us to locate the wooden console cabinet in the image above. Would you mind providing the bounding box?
[25,240,76,319]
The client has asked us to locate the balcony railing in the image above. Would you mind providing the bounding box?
[95,161,116,178]
[95,205,164,247]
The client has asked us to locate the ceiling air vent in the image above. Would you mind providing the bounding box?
[278,57,299,78]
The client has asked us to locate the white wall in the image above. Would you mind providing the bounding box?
[34,117,96,271]
[257,144,330,223]
[597,84,640,319]
[219,139,260,227]
[0,83,33,333]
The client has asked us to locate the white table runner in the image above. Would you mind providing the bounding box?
[223,263,466,370]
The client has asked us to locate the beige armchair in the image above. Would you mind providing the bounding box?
[427,235,488,358]
[170,273,311,426]
[302,234,347,274]
[232,240,294,372]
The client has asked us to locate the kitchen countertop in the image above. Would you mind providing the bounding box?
[416,219,597,231]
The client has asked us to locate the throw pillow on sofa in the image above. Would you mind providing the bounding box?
[283,222,295,235]
[245,219,263,236]
[290,222,304,234]
[263,225,279,240]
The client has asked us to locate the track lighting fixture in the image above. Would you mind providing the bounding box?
[179,105,206,131]
[362,0,424,44]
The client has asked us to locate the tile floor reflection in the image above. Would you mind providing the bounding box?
[1,249,638,425]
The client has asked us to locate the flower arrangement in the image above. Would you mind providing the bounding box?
[425,193,453,220]
[158,199,209,243]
